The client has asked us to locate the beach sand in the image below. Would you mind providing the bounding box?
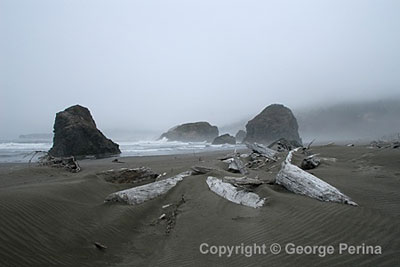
[0,145,399,266]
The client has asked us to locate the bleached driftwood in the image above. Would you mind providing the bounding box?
[228,157,248,175]
[276,149,357,206]
[105,171,191,205]
[206,176,265,208]
[218,152,240,161]
[246,143,277,161]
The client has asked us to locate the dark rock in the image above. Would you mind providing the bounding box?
[393,142,400,149]
[244,104,302,146]
[301,155,321,170]
[212,134,236,145]
[49,105,121,157]
[94,242,107,250]
[160,122,219,142]
[235,130,246,143]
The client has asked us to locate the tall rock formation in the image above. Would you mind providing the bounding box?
[49,105,121,157]
[244,104,302,145]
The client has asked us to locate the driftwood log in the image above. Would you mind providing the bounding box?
[228,157,248,175]
[206,176,265,208]
[105,171,192,205]
[276,149,357,206]
[246,143,277,161]
[191,166,214,175]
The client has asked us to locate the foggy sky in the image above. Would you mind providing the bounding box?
[1,0,400,139]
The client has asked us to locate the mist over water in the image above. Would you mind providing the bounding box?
[1,0,400,153]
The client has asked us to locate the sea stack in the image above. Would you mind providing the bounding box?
[49,105,121,157]
[244,104,302,145]
[160,122,219,142]
[235,130,246,143]
[212,134,236,145]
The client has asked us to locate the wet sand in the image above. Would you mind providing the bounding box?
[0,145,399,266]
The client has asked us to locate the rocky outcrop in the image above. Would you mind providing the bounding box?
[160,122,218,142]
[235,130,246,143]
[49,105,121,157]
[244,104,302,146]
[212,134,236,145]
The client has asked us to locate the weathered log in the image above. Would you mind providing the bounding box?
[105,171,191,205]
[276,149,357,206]
[191,166,214,175]
[228,157,248,175]
[246,143,277,161]
[206,176,265,208]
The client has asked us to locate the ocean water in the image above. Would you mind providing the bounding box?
[0,138,245,163]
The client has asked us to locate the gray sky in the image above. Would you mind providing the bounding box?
[1,0,399,139]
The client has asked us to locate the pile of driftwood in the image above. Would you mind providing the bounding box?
[219,152,249,174]
[38,153,81,173]
[217,143,279,173]
[244,143,277,170]
[268,138,301,152]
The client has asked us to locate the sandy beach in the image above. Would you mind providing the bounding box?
[0,145,399,266]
